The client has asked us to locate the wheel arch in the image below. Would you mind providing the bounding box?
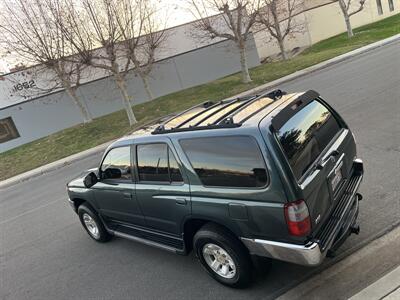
[182,216,244,253]
[71,197,97,213]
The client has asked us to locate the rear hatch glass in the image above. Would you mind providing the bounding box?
[276,99,342,180]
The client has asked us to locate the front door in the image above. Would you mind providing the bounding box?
[92,146,145,227]
[134,142,190,235]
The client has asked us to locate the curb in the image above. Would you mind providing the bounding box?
[1,34,399,189]
[0,141,111,189]
[349,266,400,300]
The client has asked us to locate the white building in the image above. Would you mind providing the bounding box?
[0,19,260,152]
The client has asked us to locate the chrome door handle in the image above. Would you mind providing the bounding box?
[123,192,132,198]
[175,197,187,205]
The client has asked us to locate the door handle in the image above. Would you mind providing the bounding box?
[175,197,187,205]
[123,192,132,198]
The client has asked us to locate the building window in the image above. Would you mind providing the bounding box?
[388,0,394,11]
[0,117,20,143]
[376,0,383,14]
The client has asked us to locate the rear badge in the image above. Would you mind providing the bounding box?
[315,214,321,225]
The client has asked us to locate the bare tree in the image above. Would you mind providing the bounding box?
[0,0,93,123]
[65,0,159,126]
[135,10,167,100]
[334,0,366,38]
[256,0,305,60]
[116,0,167,101]
[187,0,262,83]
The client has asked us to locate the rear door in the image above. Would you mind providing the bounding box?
[272,92,356,231]
[134,141,191,235]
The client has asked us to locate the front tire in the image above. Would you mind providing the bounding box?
[193,223,253,288]
[78,204,111,243]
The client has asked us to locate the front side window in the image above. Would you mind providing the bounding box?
[101,146,132,180]
[180,136,268,188]
[276,100,342,180]
[137,143,183,183]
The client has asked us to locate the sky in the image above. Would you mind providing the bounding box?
[160,0,194,27]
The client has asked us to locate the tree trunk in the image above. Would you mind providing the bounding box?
[338,0,354,38]
[141,75,154,101]
[65,86,92,123]
[277,38,288,60]
[271,3,288,60]
[344,14,354,38]
[114,76,137,125]
[238,45,252,83]
[55,66,92,123]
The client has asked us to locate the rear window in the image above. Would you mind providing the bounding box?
[276,100,342,180]
[180,136,268,188]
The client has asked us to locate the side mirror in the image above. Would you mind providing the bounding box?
[103,167,122,179]
[83,172,98,188]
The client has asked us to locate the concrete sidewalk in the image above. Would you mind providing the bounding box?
[350,266,400,300]
[277,225,400,300]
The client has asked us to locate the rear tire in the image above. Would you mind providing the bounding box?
[78,204,111,243]
[193,223,253,288]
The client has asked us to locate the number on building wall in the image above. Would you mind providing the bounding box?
[12,80,36,93]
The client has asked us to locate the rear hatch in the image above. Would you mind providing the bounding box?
[271,91,357,233]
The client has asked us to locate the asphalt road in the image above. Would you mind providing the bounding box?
[1,40,399,300]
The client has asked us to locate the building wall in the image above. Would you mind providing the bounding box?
[254,12,312,60]
[0,37,260,153]
[254,0,399,59]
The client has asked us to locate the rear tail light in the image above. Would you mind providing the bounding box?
[284,199,311,236]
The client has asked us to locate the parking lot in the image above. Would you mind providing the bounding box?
[1,40,399,300]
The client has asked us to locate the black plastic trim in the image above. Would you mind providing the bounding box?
[315,170,363,251]
[271,90,320,131]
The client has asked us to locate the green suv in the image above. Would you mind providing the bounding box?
[67,90,363,287]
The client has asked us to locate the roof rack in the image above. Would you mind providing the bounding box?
[215,89,287,125]
[152,89,286,134]
[153,100,214,133]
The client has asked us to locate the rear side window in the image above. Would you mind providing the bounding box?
[137,143,183,183]
[180,136,268,188]
[276,100,342,180]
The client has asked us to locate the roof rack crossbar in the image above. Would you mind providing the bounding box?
[174,100,230,129]
[192,98,249,127]
[154,100,214,133]
[218,89,286,124]
[211,95,259,125]
[174,95,253,129]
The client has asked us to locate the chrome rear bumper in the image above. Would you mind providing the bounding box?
[241,194,359,266]
[242,160,363,266]
[241,238,323,266]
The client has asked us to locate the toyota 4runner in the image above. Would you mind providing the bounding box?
[67,90,363,287]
